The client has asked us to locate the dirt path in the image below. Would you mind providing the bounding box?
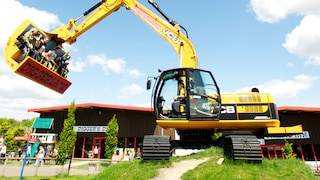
[151,158,210,180]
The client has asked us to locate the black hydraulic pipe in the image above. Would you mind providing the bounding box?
[148,0,176,26]
[84,0,106,16]
[148,0,189,38]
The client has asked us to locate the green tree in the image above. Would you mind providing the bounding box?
[0,120,10,138]
[56,100,77,165]
[6,126,27,151]
[20,119,34,128]
[281,139,293,159]
[0,118,33,151]
[105,114,119,159]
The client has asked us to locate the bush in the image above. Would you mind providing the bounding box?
[281,139,293,159]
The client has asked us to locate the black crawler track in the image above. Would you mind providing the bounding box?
[224,134,262,163]
[142,135,171,160]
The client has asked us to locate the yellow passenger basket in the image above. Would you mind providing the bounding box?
[4,20,71,94]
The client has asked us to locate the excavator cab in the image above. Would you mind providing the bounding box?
[150,68,221,120]
[4,20,72,94]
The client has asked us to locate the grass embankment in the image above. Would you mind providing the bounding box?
[182,154,316,180]
[4,147,317,180]
[93,147,317,180]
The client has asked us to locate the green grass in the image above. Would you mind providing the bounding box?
[93,159,171,180]
[182,157,317,180]
[2,147,317,180]
[94,147,317,180]
[4,175,92,180]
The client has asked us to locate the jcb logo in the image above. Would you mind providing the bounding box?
[221,106,235,114]
[163,29,179,43]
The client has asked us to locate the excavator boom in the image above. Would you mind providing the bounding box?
[52,0,197,68]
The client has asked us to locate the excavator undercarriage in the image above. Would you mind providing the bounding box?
[142,131,264,163]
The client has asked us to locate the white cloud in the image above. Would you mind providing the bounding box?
[68,61,85,72]
[117,84,145,99]
[249,0,320,65]
[0,0,64,120]
[249,0,288,23]
[127,69,145,78]
[62,43,77,53]
[105,59,126,73]
[87,54,126,74]
[262,75,318,101]
[237,74,319,102]
[0,1,61,45]
[282,15,320,65]
[249,0,320,23]
[0,75,62,120]
[86,54,145,76]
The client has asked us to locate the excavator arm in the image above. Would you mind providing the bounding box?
[4,0,197,93]
[52,0,197,68]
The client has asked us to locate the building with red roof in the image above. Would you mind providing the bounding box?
[262,106,320,162]
[28,103,320,162]
[28,103,173,159]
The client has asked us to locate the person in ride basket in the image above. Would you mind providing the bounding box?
[18,28,41,63]
[48,46,61,70]
[57,52,71,77]
[42,50,53,67]
[33,36,49,62]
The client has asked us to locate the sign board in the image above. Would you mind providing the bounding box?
[74,126,107,132]
[16,57,72,94]
[264,131,310,140]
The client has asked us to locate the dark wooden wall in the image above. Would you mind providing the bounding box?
[39,107,176,139]
[265,110,320,145]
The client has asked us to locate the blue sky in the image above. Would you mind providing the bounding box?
[1,0,320,120]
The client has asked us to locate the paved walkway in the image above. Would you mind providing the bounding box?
[305,161,320,172]
[151,158,210,180]
[0,160,99,177]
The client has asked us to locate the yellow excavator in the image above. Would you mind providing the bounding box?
[4,0,303,162]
